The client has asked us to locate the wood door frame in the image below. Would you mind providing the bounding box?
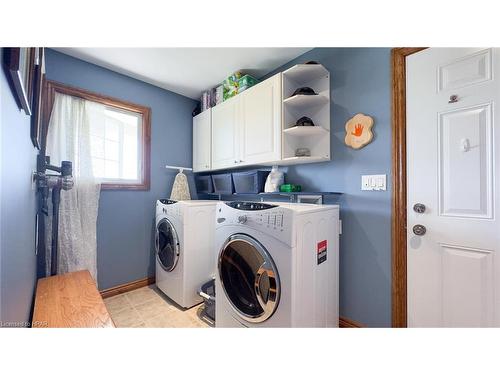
[391,47,427,327]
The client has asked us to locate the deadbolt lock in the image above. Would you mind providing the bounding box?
[413,203,426,213]
[413,224,426,236]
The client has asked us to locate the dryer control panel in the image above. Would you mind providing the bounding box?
[156,199,181,219]
[217,202,293,245]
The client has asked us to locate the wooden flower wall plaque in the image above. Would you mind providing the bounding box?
[344,113,374,149]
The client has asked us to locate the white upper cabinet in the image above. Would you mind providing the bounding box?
[240,73,282,165]
[192,108,211,172]
[194,64,330,172]
[211,97,240,170]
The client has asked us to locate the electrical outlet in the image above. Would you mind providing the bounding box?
[362,174,386,191]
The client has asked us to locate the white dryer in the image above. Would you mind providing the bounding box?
[155,199,218,308]
[215,201,340,327]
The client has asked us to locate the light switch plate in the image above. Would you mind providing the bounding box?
[362,174,386,191]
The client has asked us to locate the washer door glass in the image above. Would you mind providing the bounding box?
[218,234,280,323]
[156,219,180,272]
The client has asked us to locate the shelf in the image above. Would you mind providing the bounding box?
[198,191,342,204]
[282,64,329,84]
[283,126,329,137]
[201,191,342,197]
[283,94,329,110]
[278,156,330,166]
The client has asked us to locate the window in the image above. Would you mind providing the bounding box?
[44,80,151,190]
[90,107,142,183]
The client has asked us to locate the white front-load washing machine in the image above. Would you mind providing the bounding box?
[215,201,340,327]
[155,199,218,308]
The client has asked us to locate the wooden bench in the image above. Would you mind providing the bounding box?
[32,270,115,328]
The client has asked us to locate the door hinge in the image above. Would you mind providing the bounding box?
[339,219,342,235]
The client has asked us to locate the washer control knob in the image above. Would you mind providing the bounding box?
[238,215,248,224]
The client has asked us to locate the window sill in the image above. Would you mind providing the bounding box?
[101,182,150,191]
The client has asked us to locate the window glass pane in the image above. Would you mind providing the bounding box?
[105,160,119,179]
[122,120,139,180]
[90,135,105,159]
[105,117,120,142]
[89,105,142,183]
[105,139,119,161]
[92,158,105,178]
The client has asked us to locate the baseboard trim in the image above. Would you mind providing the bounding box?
[100,276,155,299]
[339,316,363,328]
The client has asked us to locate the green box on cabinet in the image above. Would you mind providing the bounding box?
[238,75,259,92]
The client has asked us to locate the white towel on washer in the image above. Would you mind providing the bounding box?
[170,172,191,201]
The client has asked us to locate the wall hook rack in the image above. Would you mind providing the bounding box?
[165,165,193,173]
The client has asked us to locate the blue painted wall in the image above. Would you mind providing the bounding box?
[263,48,392,327]
[45,48,392,326]
[0,48,38,324]
[45,49,198,290]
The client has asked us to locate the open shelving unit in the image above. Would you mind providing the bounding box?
[282,94,329,109]
[281,63,330,165]
[283,126,329,137]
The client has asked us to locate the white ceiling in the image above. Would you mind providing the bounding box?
[53,48,312,99]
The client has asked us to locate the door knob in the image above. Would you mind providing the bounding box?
[413,224,426,236]
[413,203,426,213]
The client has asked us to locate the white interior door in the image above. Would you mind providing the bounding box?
[211,97,240,170]
[193,109,211,172]
[240,73,281,165]
[407,48,500,327]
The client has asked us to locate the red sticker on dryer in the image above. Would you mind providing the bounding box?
[317,240,327,265]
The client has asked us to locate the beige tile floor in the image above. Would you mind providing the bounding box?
[104,285,212,328]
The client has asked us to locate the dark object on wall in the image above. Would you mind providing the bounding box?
[232,170,270,194]
[295,116,315,127]
[291,86,317,97]
[192,102,201,117]
[31,48,45,149]
[3,47,36,115]
[195,174,214,194]
[305,60,319,65]
[212,173,234,195]
[34,155,74,277]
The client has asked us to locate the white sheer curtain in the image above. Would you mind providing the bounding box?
[45,93,104,282]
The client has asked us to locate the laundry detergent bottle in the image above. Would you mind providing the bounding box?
[264,165,284,193]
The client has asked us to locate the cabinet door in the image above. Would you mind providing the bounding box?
[212,97,240,170]
[193,109,211,172]
[240,73,282,165]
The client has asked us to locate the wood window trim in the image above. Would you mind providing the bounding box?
[42,80,151,191]
[391,47,427,327]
